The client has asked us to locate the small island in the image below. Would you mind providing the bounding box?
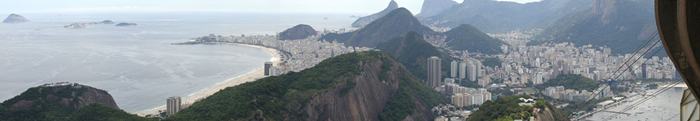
[115,22,137,27]
[2,13,30,23]
[63,20,116,29]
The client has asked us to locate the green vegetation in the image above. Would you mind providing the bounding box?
[70,105,156,121]
[168,51,445,121]
[0,86,153,121]
[539,74,599,91]
[377,32,454,80]
[444,24,505,54]
[467,95,535,121]
[380,75,446,121]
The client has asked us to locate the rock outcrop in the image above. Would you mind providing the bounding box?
[417,0,459,18]
[2,82,118,111]
[0,82,150,121]
[351,0,399,28]
[2,14,29,23]
[278,24,318,40]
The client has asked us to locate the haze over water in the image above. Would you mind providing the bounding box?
[0,12,354,112]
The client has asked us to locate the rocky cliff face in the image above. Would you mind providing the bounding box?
[351,0,399,28]
[421,0,590,32]
[278,24,318,40]
[535,0,656,54]
[168,51,445,121]
[417,0,459,18]
[2,14,29,23]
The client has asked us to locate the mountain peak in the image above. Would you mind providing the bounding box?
[388,0,399,9]
[351,0,401,28]
[444,24,505,54]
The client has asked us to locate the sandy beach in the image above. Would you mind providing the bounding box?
[136,44,281,115]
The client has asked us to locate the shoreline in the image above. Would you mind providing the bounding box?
[136,43,282,116]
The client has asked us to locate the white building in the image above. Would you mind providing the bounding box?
[451,61,459,78]
[166,96,182,116]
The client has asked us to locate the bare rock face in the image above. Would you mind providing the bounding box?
[417,0,458,18]
[351,0,399,28]
[278,24,318,40]
[2,82,119,111]
[304,60,398,121]
[2,14,29,23]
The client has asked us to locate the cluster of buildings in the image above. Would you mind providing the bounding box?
[165,96,182,117]
[542,85,614,102]
[195,34,371,76]
[444,82,492,107]
[449,58,488,87]
[490,41,677,87]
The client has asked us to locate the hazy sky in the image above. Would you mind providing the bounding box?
[1,0,541,14]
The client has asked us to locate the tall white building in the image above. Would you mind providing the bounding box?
[467,60,477,82]
[427,56,442,88]
[166,96,182,116]
[459,62,467,80]
[451,61,459,78]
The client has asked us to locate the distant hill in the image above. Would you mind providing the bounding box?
[421,0,591,32]
[377,32,454,80]
[417,0,459,18]
[534,0,656,54]
[323,8,436,48]
[2,13,29,23]
[351,0,399,28]
[0,83,153,121]
[278,24,318,40]
[444,24,505,54]
[168,51,445,121]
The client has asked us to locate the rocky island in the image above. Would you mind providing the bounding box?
[115,22,138,27]
[2,13,29,23]
[64,20,116,29]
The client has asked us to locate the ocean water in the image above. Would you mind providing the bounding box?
[0,12,354,112]
[585,86,685,121]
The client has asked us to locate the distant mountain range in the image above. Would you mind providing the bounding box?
[351,0,399,28]
[0,83,152,121]
[3,14,29,23]
[324,8,505,55]
[420,0,592,33]
[168,51,445,121]
[534,0,656,54]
